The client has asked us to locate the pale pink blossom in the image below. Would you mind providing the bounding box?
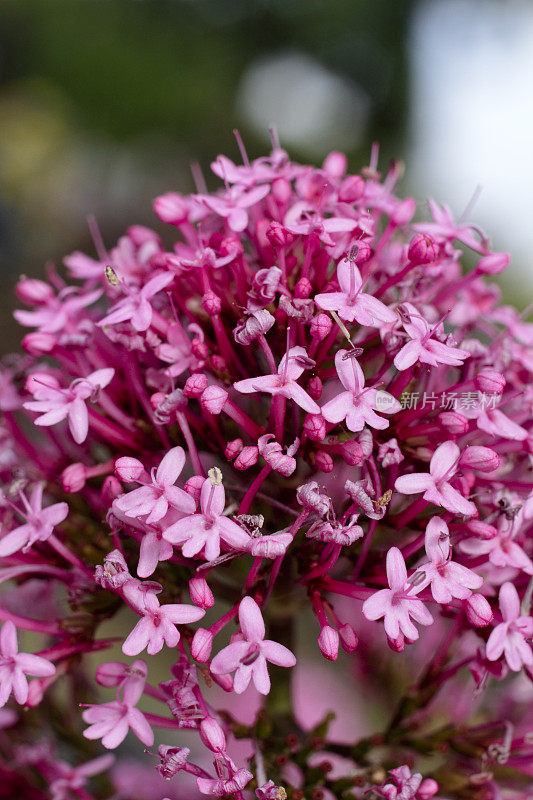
[393,307,470,371]
[164,475,249,561]
[113,446,195,524]
[82,660,153,748]
[460,513,533,574]
[199,184,270,232]
[234,345,320,414]
[395,441,477,517]
[24,368,114,444]
[0,484,68,556]
[321,349,401,431]
[486,582,533,672]
[14,287,103,334]
[315,257,397,326]
[413,517,483,603]
[98,271,173,332]
[460,392,528,441]
[362,548,433,647]
[0,621,55,707]
[210,596,296,694]
[122,592,205,656]
[49,755,115,800]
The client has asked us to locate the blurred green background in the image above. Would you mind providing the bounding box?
[0,0,531,354]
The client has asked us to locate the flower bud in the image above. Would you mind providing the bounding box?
[474,370,506,394]
[464,519,498,539]
[391,197,416,226]
[61,463,86,493]
[96,661,127,687]
[340,440,364,466]
[310,313,332,341]
[191,628,214,662]
[200,386,228,415]
[189,577,215,609]
[317,626,339,661]
[339,623,358,653]
[191,338,209,360]
[271,177,292,204]
[15,277,55,305]
[115,457,144,482]
[101,476,123,505]
[211,671,234,692]
[418,779,440,799]
[184,373,208,398]
[202,291,222,315]
[460,446,499,473]
[199,717,226,752]
[266,221,293,248]
[294,278,312,299]
[476,252,509,275]
[210,355,227,373]
[438,411,470,436]
[22,332,57,356]
[184,476,204,504]
[225,438,244,460]
[465,593,493,627]
[308,376,323,400]
[315,451,334,472]
[234,446,259,470]
[153,192,189,224]
[304,414,326,442]
[338,174,365,202]
[408,233,439,265]
[323,150,347,179]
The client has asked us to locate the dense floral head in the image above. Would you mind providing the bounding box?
[0,136,531,799]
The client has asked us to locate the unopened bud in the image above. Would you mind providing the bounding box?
[225,438,244,460]
[16,277,55,305]
[465,593,493,627]
[315,451,334,473]
[439,411,470,436]
[340,440,364,466]
[115,457,144,482]
[308,376,323,400]
[339,623,358,653]
[22,332,57,356]
[474,370,506,394]
[460,446,499,473]
[234,446,259,470]
[199,717,226,752]
[200,386,228,415]
[189,577,214,609]
[317,626,339,661]
[184,373,208,398]
[338,175,365,203]
[184,475,204,504]
[294,278,312,299]
[310,313,332,341]
[153,192,189,225]
[304,414,326,442]
[61,463,86,494]
[408,233,439,265]
[191,628,214,662]
[202,291,222,315]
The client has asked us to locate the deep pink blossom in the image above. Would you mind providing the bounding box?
[394,305,470,371]
[122,592,205,656]
[98,271,173,332]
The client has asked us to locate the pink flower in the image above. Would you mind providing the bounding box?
[24,368,115,444]
[413,198,488,253]
[197,752,253,796]
[0,621,55,707]
[49,755,115,800]
[114,447,195,524]
[413,517,483,603]
[284,202,358,246]
[394,441,477,517]
[460,392,528,441]
[98,271,173,332]
[315,257,397,326]
[122,592,205,656]
[393,306,470,371]
[82,660,153,749]
[362,548,433,648]
[234,345,320,414]
[0,485,68,556]
[210,596,296,694]
[486,582,533,672]
[164,472,250,561]
[460,512,533,575]
[199,184,270,232]
[321,349,401,431]
[14,286,102,334]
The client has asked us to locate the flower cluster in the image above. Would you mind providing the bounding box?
[0,135,531,799]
